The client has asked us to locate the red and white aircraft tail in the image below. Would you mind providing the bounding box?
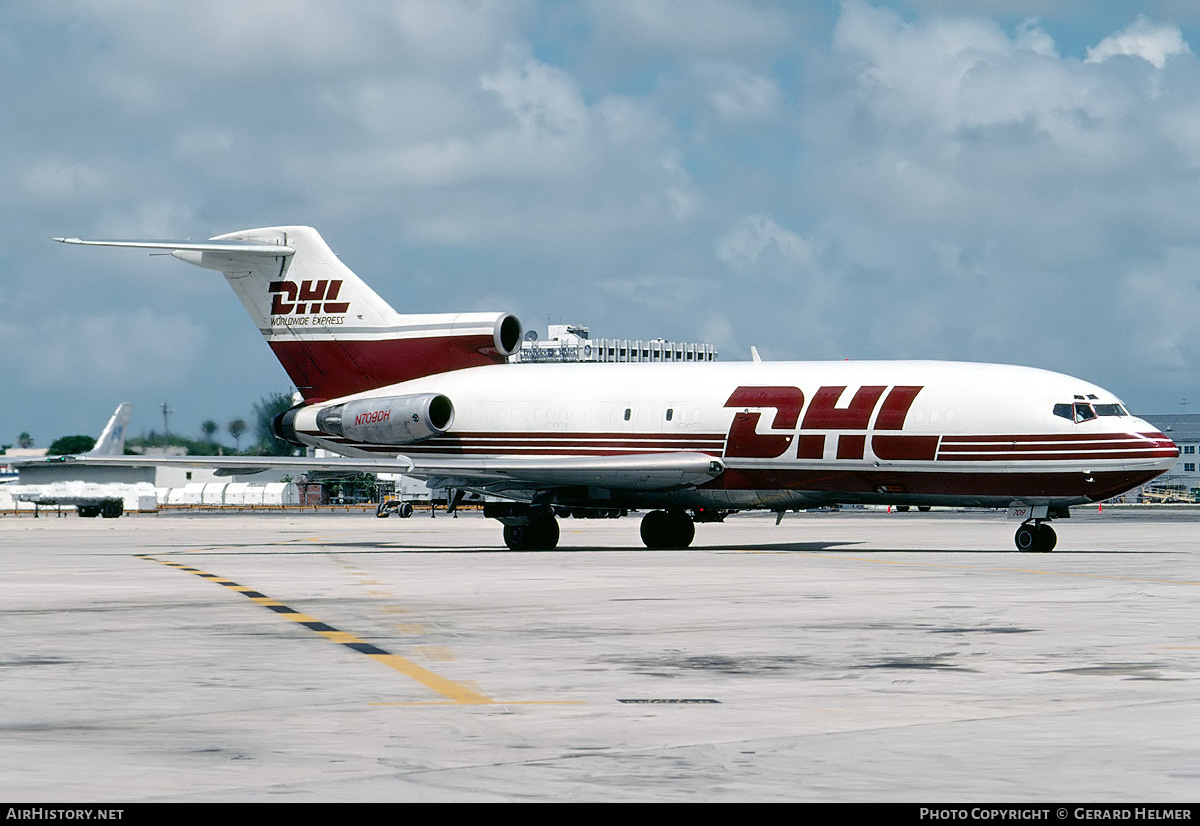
[54,227,522,402]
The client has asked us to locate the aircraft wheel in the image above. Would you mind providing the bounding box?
[376,501,393,518]
[918,506,931,512]
[640,509,695,549]
[101,501,122,518]
[398,502,414,519]
[1015,524,1037,552]
[502,514,560,551]
[1036,523,1057,552]
[1015,523,1056,553]
[78,506,100,518]
[895,505,910,513]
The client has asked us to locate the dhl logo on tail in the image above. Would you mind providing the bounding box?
[268,280,349,316]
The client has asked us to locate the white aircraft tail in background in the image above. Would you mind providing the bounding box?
[88,402,131,456]
[7,403,138,518]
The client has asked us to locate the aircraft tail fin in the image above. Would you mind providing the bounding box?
[55,227,522,402]
[86,403,131,456]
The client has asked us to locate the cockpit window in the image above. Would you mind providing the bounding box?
[1054,401,1128,421]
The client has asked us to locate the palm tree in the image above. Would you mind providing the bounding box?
[227,419,247,452]
[17,432,33,449]
[201,420,219,443]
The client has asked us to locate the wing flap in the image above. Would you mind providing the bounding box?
[402,452,725,490]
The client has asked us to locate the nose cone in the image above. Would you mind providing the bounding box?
[1128,417,1179,470]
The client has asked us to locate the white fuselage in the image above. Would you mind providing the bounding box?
[287,359,1177,510]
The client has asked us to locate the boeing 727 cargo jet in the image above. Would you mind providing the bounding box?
[51,227,1177,551]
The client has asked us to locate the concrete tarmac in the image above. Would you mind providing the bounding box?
[1,507,1197,802]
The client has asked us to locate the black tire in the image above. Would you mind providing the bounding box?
[1016,523,1056,552]
[502,514,560,550]
[640,510,695,549]
[398,502,414,519]
[1037,523,1057,552]
[1015,524,1037,552]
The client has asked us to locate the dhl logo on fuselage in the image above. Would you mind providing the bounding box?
[268,280,350,316]
[723,385,935,461]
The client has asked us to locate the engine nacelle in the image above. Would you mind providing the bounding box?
[314,393,454,445]
[271,403,308,447]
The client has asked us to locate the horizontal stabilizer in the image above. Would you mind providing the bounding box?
[52,237,294,255]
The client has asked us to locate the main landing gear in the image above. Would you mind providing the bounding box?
[489,506,700,550]
[1014,520,1057,553]
[639,509,695,549]
[502,512,561,551]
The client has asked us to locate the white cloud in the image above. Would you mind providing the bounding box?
[701,64,783,122]
[587,0,795,57]
[1086,16,1191,69]
[1,309,207,391]
[21,160,111,204]
[1014,18,1057,57]
[717,215,817,275]
[1117,247,1200,372]
[481,57,590,139]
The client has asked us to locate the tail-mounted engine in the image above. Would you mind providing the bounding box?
[273,393,454,446]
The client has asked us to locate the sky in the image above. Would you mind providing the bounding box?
[5,0,1200,446]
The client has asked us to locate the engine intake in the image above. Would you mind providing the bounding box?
[315,393,454,444]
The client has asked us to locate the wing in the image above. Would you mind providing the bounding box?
[29,452,726,490]
[26,454,406,477]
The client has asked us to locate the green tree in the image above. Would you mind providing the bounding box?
[254,390,297,455]
[227,419,247,451]
[17,432,33,449]
[47,435,96,455]
[201,420,219,443]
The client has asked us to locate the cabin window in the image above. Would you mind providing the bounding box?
[1093,404,1128,417]
[665,408,674,421]
[1074,403,1097,422]
[1053,404,1073,420]
[624,408,631,421]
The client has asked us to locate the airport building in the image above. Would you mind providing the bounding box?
[511,324,718,364]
